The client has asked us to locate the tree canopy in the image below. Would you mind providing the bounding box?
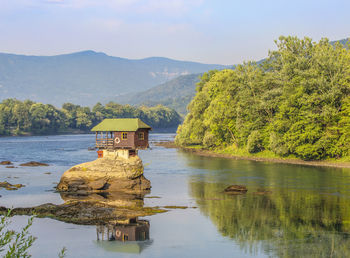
[0,99,182,136]
[176,36,350,160]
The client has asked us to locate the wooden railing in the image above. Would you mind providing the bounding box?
[96,138,114,148]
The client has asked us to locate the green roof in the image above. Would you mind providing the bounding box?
[91,118,151,132]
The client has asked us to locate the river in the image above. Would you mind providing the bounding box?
[1,134,350,257]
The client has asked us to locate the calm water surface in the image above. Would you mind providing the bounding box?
[1,134,350,257]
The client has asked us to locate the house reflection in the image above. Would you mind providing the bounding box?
[95,218,152,254]
[97,218,150,242]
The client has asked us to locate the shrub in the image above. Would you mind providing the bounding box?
[247,131,263,153]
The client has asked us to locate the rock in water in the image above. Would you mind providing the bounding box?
[20,161,49,166]
[57,155,151,194]
[0,161,13,165]
[0,181,25,190]
[224,185,248,194]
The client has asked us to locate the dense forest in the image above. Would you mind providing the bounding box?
[0,99,182,136]
[176,36,350,160]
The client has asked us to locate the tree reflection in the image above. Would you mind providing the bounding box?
[189,169,350,257]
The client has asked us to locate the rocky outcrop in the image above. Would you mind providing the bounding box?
[57,156,151,194]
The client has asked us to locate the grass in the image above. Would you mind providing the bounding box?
[180,144,350,167]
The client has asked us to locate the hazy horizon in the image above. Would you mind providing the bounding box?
[1,0,349,65]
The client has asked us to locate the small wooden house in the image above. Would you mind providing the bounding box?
[91,118,151,158]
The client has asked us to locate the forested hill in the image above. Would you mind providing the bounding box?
[114,73,201,116]
[0,51,227,107]
[114,38,347,116]
[0,99,182,136]
[331,38,349,47]
[176,36,350,161]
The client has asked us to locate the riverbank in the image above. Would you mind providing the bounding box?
[0,128,177,138]
[0,129,89,137]
[154,141,350,169]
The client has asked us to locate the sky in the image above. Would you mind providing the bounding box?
[0,0,349,65]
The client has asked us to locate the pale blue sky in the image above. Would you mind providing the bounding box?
[0,0,349,64]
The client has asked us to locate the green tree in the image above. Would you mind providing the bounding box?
[176,36,350,160]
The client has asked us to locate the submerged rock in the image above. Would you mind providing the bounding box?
[224,185,248,194]
[0,189,164,225]
[0,181,25,190]
[20,161,49,167]
[0,161,13,165]
[0,200,165,225]
[57,155,151,194]
[252,188,272,195]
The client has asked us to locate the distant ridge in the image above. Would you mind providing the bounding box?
[0,50,228,107]
[330,38,349,47]
[114,73,202,115]
[115,37,349,115]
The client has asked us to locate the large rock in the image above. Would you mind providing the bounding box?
[57,156,151,194]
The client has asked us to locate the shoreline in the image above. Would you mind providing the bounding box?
[0,129,177,138]
[154,141,350,169]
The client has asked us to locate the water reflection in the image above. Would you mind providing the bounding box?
[95,218,152,254]
[60,191,145,208]
[185,154,350,257]
[59,191,154,254]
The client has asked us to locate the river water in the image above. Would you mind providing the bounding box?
[1,134,350,257]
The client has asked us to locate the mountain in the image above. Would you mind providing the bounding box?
[115,38,349,115]
[331,38,349,47]
[0,51,227,107]
[114,73,201,115]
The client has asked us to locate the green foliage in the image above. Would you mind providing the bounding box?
[203,131,218,148]
[1,211,67,257]
[247,131,263,153]
[176,36,350,160]
[0,210,36,258]
[58,247,67,258]
[0,100,182,136]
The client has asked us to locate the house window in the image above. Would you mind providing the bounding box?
[123,234,128,241]
[122,132,128,140]
[138,132,144,140]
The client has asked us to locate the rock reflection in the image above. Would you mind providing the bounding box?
[95,218,152,254]
[0,189,164,227]
[60,191,146,209]
[52,191,165,225]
